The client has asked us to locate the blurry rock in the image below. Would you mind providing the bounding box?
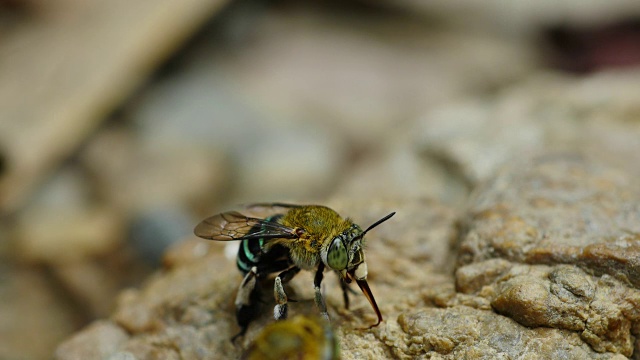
[80,125,229,214]
[16,206,124,263]
[456,155,640,357]
[341,69,640,207]
[543,20,640,73]
[216,8,535,145]
[55,321,129,360]
[161,238,216,270]
[0,218,10,256]
[129,206,194,266]
[335,142,470,206]
[0,265,76,360]
[15,167,125,263]
[130,64,345,203]
[416,70,640,187]
[366,0,640,37]
[11,164,153,319]
[0,0,230,213]
[53,260,129,318]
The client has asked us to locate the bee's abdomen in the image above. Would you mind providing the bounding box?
[238,236,265,273]
[237,215,283,274]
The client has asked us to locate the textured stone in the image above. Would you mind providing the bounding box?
[55,321,129,360]
[460,155,640,285]
[386,306,627,360]
[55,198,458,359]
[457,155,640,357]
[55,190,638,358]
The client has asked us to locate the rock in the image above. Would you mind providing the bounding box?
[386,306,627,359]
[80,125,229,214]
[215,8,534,145]
[55,321,129,360]
[457,155,640,357]
[54,173,640,358]
[129,63,345,203]
[416,70,640,187]
[363,0,640,36]
[16,205,124,263]
[54,198,458,359]
[344,70,640,208]
[338,142,473,206]
[0,0,230,213]
[14,167,125,264]
[0,266,76,360]
[10,164,157,320]
[129,206,195,266]
[460,155,640,282]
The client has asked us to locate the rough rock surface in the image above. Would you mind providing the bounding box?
[55,173,639,358]
[53,67,640,360]
[55,198,458,360]
[456,156,640,357]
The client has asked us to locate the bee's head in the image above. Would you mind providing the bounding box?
[323,225,366,280]
[322,212,395,282]
[321,211,395,329]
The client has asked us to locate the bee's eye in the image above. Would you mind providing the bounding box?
[327,237,348,270]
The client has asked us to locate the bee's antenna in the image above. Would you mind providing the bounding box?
[362,212,395,236]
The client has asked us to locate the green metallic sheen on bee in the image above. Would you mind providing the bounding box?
[242,315,339,360]
[194,203,395,339]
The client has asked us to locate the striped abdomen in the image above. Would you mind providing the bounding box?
[236,214,286,274]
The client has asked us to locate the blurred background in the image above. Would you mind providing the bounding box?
[1,0,640,358]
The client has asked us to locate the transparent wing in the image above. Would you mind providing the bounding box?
[194,211,299,241]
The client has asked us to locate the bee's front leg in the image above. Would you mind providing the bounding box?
[339,276,351,310]
[314,263,330,321]
[273,266,300,320]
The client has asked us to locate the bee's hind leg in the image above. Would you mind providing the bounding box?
[233,267,260,340]
[273,266,301,321]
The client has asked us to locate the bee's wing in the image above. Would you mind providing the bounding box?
[194,211,299,241]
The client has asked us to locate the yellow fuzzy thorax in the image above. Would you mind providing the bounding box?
[279,205,353,269]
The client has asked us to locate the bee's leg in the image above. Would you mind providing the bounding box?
[233,267,260,340]
[338,275,359,310]
[314,263,330,321]
[273,266,301,321]
[340,277,350,310]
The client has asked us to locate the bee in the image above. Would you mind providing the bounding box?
[194,203,395,339]
[242,315,338,360]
